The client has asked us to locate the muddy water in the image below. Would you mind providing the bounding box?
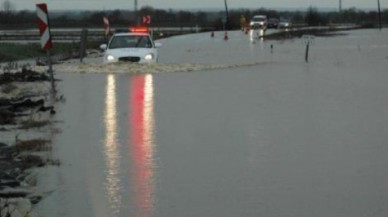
[39,29,388,217]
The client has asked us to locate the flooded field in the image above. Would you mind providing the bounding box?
[33,29,388,217]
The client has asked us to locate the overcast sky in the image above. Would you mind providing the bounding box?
[7,0,388,11]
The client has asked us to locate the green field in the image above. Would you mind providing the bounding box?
[0,42,85,63]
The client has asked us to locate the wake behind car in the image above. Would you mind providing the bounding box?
[100,27,161,63]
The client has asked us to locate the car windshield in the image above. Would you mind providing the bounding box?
[109,35,152,49]
[268,19,278,23]
[252,17,266,22]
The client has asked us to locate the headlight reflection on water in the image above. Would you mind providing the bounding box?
[249,29,265,43]
[104,74,122,215]
[103,72,156,217]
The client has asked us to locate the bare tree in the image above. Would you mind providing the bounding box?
[1,0,15,24]
[1,0,15,14]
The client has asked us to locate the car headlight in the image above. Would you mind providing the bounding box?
[144,53,154,60]
[106,55,115,61]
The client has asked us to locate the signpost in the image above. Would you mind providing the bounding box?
[221,16,226,30]
[302,35,315,62]
[377,0,382,30]
[134,0,139,24]
[221,17,228,40]
[80,29,88,63]
[224,0,229,29]
[36,3,55,94]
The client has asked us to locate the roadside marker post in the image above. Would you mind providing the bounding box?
[302,35,315,63]
[224,31,229,40]
[103,16,110,42]
[36,4,52,50]
[103,16,110,35]
[80,28,88,63]
[36,3,55,94]
[221,17,229,41]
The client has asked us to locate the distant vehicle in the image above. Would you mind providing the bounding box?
[250,15,268,30]
[100,27,162,64]
[278,18,292,28]
[267,18,279,29]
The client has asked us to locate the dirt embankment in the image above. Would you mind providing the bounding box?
[262,26,361,40]
[0,65,61,217]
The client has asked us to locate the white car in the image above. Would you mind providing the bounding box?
[279,18,291,28]
[100,28,161,63]
[250,15,268,30]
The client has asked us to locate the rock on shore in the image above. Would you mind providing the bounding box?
[1,67,59,217]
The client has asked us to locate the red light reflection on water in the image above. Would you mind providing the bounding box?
[129,74,155,217]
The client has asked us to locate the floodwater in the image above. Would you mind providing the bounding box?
[37,29,388,217]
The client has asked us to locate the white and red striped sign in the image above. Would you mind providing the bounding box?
[36,3,52,50]
[103,16,110,36]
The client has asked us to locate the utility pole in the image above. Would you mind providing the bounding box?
[134,0,139,24]
[339,0,342,12]
[224,0,229,29]
[377,0,382,30]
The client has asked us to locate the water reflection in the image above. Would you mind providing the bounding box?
[130,74,155,217]
[104,74,122,216]
[249,29,265,42]
[259,29,265,42]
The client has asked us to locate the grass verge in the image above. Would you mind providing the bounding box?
[0,41,101,63]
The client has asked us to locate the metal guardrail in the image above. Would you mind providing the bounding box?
[0,26,209,42]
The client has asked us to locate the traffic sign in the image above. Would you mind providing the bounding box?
[302,34,315,45]
[142,15,151,25]
[36,3,52,50]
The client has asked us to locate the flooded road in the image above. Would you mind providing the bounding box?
[39,29,388,217]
